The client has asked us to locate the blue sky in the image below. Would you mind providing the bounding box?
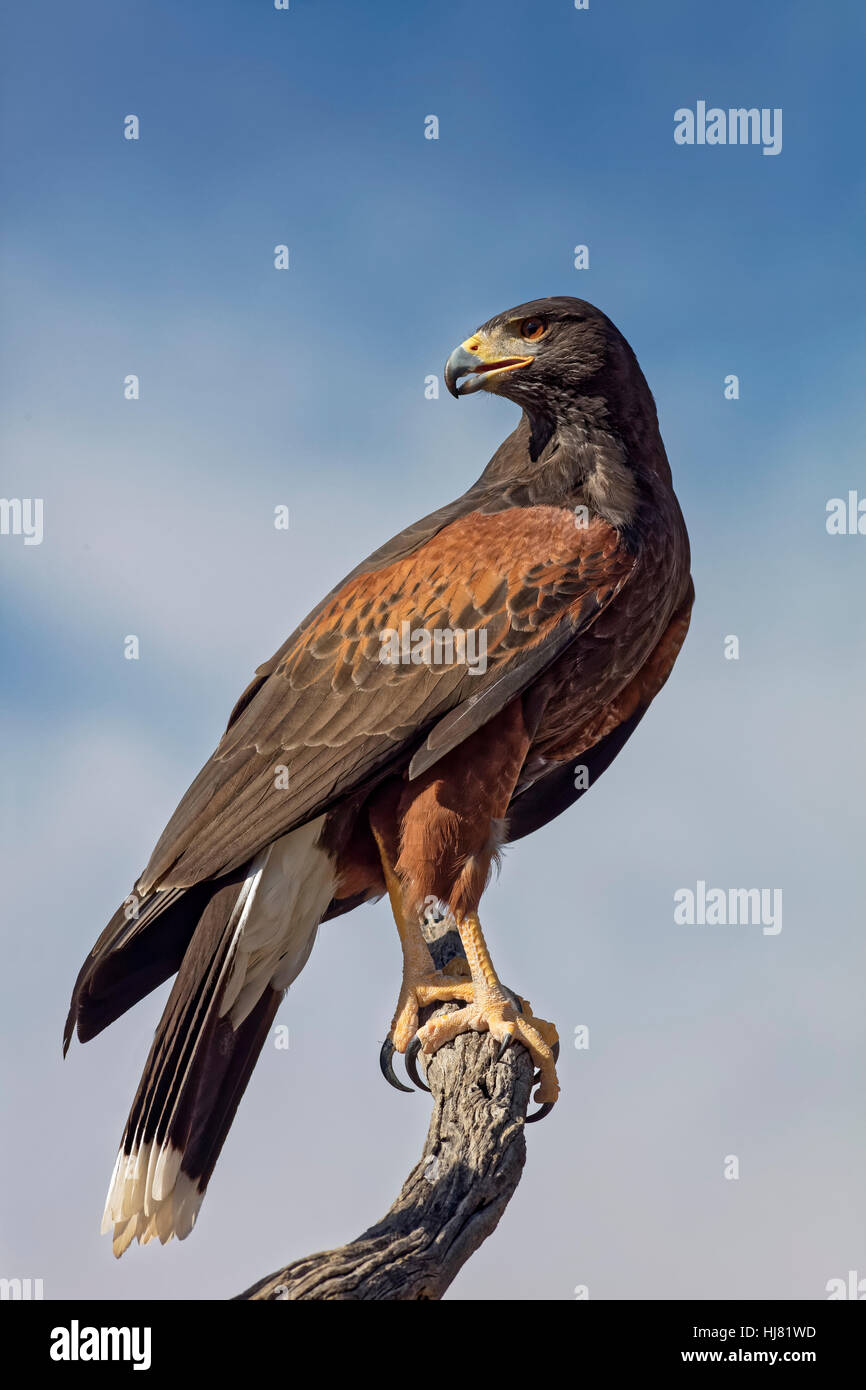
[1,0,864,1300]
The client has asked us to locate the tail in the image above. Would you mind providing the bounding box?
[67,818,337,1256]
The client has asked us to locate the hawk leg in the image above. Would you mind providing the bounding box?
[370,702,559,1115]
[413,912,561,1116]
[373,831,474,1093]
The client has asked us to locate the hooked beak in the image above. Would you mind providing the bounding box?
[444,337,533,398]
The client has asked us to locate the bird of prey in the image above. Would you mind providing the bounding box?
[65,296,693,1256]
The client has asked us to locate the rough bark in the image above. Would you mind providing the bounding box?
[235,918,536,1301]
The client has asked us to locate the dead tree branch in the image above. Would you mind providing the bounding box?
[235,918,536,1301]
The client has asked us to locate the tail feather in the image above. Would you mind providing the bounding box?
[63,867,248,1054]
[105,991,281,1254]
[70,817,337,1255]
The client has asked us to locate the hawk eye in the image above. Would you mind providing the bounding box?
[520,317,547,341]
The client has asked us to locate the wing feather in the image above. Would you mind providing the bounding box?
[137,504,634,894]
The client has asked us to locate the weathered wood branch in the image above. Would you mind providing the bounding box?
[235,919,536,1301]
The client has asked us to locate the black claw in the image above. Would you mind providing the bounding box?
[527,1040,561,1122]
[379,1037,413,1093]
[497,1034,513,1062]
[405,1035,432,1092]
[526,1100,555,1124]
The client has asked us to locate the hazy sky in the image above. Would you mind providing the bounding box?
[1,0,864,1300]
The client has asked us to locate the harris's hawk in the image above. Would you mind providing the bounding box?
[65,296,693,1255]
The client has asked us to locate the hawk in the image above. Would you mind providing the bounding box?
[65,296,693,1255]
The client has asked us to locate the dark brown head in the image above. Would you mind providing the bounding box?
[444,296,659,465]
[443,296,675,534]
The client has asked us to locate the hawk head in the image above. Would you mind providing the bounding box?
[444,295,647,431]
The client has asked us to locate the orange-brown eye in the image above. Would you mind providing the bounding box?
[520,317,547,341]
